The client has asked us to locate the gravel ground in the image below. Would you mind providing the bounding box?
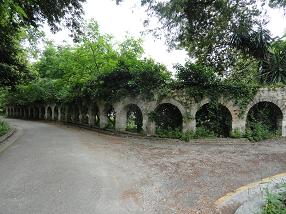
[0,118,285,214]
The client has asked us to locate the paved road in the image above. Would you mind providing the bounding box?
[0,119,286,214]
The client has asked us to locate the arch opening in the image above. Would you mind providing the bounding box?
[105,104,115,130]
[40,107,45,119]
[196,103,232,137]
[47,106,52,120]
[60,106,66,121]
[94,104,100,127]
[154,103,183,132]
[73,105,80,123]
[125,104,143,133]
[54,106,59,121]
[81,105,89,125]
[29,108,34,119]
[67,106,73,122]
[34,107,39,119]
[246,101,283,137]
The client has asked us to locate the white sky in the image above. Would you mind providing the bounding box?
[44,0,286,71]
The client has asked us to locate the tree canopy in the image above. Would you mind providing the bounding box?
[0,0,86,88]
[117,0,286,79]
[6,20,171,105]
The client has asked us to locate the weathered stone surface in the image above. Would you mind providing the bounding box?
[6,87,286,136]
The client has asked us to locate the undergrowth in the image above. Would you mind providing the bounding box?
[262,184,286,214]
[0,120,10,137]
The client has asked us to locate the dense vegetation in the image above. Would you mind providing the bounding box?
[262,185,286,214]
[1,0,286,141]
[0,120,10,137]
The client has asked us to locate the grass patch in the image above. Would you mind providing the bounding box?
[156,127,216,142]
[262,185,286,214]
[245,122,280,142]
[0,120,10,137]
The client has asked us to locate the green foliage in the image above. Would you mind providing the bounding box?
[156,127,215,142]
[7,20,170,105]
[0,120,10,137]
[262,186,286,214]
[245,123,278,142]
[0,0,85,88]
[176,62,259,113]
[261,39,286,84]
[196,102,232,137]
[175,62,219,87]
[230,129,243,139]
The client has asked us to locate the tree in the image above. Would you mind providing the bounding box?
[117,0,286,77]
[0,0,86,88]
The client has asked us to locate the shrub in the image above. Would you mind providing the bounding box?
[156,127,215,142]
[0,120,10,137]
[245,122,276,142]
[230,128,243,138]
[262,185,286,214]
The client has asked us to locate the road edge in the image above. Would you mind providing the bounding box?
[0,127,18,154]
[214,172,286,213]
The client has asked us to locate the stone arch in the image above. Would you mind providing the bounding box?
[154,102,183,131]
[92,103,100,127]
[245,100,284,136]
[34,107,40,119]
[104,103,116,130]
[46,106,52,120]
[146,98,187,135]
[243,97,285,121]
[81,104,89,125]
[7,108,11,117]
[29,107,34,119]
[195,102,232,137]
[54,106,59,121]
[60,105,66,121]
[66,105,73,122]
[116,103,144,133]
[194,98,237,122]
[126,104,143,132]
[39,106,45,119]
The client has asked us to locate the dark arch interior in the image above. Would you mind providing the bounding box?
[94,104,100,127]
[67,106,73,122]
[126,104,143,133]
[60,106,66,121]
[105,104,115,129]
[54,106,59,120]
[40,107,45,119]
[196,103,232,137]
[34,107,39,119]
[81,105,89,125]
[29,108,34,119]
[47,106,52,120]
[73,105,80,122]
[155,103,183,131]
[246,101,283,135]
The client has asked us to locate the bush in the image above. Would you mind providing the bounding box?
[0,120,10,137]
[262,185,286,214]
[245,122,277,142]
[230,128,243,138]
[156,127,215,142]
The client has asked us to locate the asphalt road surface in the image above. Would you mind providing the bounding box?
[0,119,286,214]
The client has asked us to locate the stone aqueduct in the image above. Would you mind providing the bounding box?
[6,87,286,137]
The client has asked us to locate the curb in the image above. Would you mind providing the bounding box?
[0,128,15,143]
[0,128,18,154]
[215,172,286,213]
[62,121,251,144]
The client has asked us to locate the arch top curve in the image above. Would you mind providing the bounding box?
[243,97,286,121]
[194,98,238,121]
[153,98,187,117]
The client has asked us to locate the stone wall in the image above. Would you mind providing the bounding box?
[6,87,286,137]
